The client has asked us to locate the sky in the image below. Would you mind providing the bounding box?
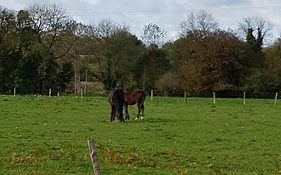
[1,0,281,43]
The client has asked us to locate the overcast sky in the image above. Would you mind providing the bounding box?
[1,0,281,42]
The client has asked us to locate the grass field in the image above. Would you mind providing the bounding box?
[0,95,281,175]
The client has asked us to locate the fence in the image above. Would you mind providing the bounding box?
[3,87,281,102]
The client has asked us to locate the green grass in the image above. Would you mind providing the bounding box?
[0,95,281,174]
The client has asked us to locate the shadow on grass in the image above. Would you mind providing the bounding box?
[99,117,175,124]
[140,117,174,123]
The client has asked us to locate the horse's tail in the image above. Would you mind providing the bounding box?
[117,89,125,112]
[114,89,125,120]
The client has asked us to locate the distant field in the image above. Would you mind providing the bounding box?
[0,95,281,175]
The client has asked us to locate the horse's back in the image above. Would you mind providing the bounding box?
[124,89,145,105]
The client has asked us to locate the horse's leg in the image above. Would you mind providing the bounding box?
[136,103,141,120]
[125,104,130,120]
[117,110,125,122]
[111,106,116,122]
[140,104,144,120]
[120,112,125,122]
[116,110,121,122]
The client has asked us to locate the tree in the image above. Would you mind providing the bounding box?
[87,20,144,91]
[262,38,281,92]
[141,23,166,46]
[239,17,273,48]
[156,42,181,95]
[180,10,218,36]
[54,21,86,93]
[24,4,74,94]
[139,23,168,91]
[137,44,169,91]
[238,17,273,93]
[172,30,246,94]
[94,19,129,38]
[0,7,18,93]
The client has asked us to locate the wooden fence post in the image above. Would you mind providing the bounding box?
[87,138,100,175]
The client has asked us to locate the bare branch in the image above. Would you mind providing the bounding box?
[239,16,273,44]
[141,23,167,46]
[94,19,129,38]
[180,10,218,36]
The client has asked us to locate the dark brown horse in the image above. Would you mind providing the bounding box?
[124,89,145,120]
[108,88,125,122]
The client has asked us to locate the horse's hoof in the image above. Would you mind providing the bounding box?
[140,116,144,120]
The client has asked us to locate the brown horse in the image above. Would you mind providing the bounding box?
[108,88,125,122]
[124,89,145,120]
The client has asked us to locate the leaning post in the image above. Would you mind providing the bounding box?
[87,138,100,175]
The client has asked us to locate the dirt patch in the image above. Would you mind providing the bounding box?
[5,152,43,165]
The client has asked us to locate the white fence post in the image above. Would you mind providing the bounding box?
[184,91,187,103]
[243,91,246,105]
[49,88,51,98]
[151,90,153,102]
[213,91,216,104]
[13,87,16,97]
[274,92,278,105]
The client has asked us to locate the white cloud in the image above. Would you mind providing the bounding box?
[1,0,281,41]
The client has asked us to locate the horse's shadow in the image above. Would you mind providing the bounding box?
[138,117,174,123]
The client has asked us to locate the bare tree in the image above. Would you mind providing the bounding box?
[25,4,84,93]
[239,16,273,44]
[180,10,218,36]
[94,19,129,38]
[28,4,69,35]
[141,23,167,46]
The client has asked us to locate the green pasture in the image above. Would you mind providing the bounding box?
[0,95,281,175]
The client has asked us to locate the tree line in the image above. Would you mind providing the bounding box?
[1,4,281,96]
